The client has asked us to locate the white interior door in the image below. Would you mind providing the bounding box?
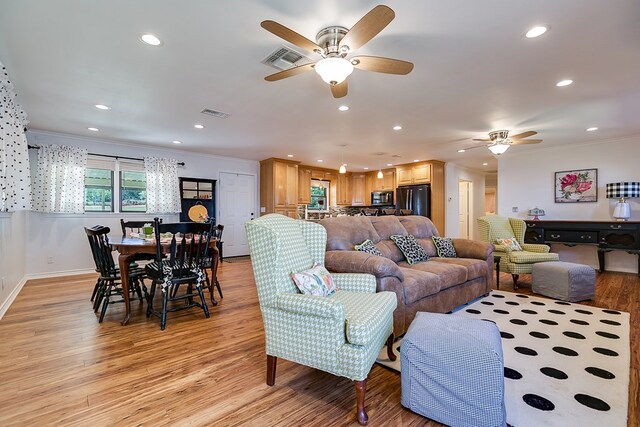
[459,180,470,239]
[218,172,256,257]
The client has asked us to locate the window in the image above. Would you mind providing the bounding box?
[309,179,330,210]
[84,168,113,212]
[120,170,146,212]
[83,157,147,213]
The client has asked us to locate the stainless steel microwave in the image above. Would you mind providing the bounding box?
[371,190,394,205]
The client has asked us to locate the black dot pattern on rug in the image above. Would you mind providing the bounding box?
[515,346,538,356]
[563,331,586,340]
[523,394,555,411]
[593,347,618,357]
[506,301,520,306]
[575,309,593,315]
[570,319,589,326]
[521,309,538,315]
[600,319,621,326]
[504,367,523,379]
[500,331,515,339]
[516,294,529,298]
[540,367,568,380]
[554,301,571,306]
[510,319,527,325]
[465,309,481,314]
[531,301,546,306]
[530,331,549,339]
[492,294,506,298]
[553,346,579,357]
[494,309,509,314]
[481,301,494,306]
[596,331,620,339]
[602,309,621,315]
[585,367,615,380]
[548,309,566,315]
[574,394,611,411]
[539,319,559,326]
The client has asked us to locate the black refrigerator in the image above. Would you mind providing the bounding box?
[396,184,431,217]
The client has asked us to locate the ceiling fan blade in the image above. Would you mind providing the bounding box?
[460,145,487,151]
[472,138,491,142]
[511,138,543,145]
[264,63,316,82]
[510,130,537,140]
[351,56,413,75]
[331,81,348,98]
[261,20,322,54]
[339,5,395,52]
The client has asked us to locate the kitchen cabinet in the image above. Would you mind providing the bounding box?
[336,173,353,205]
[397,163,431,186]
[179,178,216,223]
[368,169,395,191]
[260,158,299,217]
[298,167,312,204]
[351,173,366,205]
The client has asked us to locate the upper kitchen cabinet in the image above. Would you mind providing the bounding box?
[298,167,312,204]
[336,173,353,205]
[367,169,395,192]
[397,163,431,186]
[260,158,299,217]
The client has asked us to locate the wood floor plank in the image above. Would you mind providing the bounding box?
[0,259,637,426]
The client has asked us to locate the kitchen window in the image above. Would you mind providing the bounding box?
[309,179,330,210]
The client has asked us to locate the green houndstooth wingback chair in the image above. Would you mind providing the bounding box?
[245,214,397,425]
[477,215,559,289]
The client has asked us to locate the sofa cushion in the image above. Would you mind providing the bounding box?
[354,239,383,257]
[330,290,397,346]
[321,217,381,251]
[398,267,441,304]
[391,234,430,265]
[432,236,457,258]
[398,216,440,238]
[430,257,488,281]
[400,260,468,291]
[370,216,407,240]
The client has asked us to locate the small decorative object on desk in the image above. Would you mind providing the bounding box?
[142,223,153,236]
[528,207,545,221]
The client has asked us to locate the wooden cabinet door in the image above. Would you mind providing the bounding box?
[365,172,376,195]
[382,170,395,191]
[298,168,311,204]
[396,167,413,186]
[285,163,298,207]
[412,164,431,184]
[352,174,366,205]
[337,174,352,205]
[324,171,337,181]
[274,161,288,207]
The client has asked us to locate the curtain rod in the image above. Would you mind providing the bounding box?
[27,145,185,166]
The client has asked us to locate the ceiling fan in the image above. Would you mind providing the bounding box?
[463,130,543,155]
[260,5,414,98]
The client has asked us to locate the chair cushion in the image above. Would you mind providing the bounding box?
[399,260,467,291]
[145,260,199,280]
[391,235,429,265]
[509,251,559,264]
[330,290,396,346]
[495,237,522,251]
[354,239,383,257]
[432,236,457,258]
[291,263,337,297]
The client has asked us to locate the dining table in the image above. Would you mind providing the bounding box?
[109,235,218,326]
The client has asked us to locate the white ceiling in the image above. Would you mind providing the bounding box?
[1,0,639,171]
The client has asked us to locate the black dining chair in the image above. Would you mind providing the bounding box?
[120,219,161,262]
[84,225,147,322]
[144,218,214,330]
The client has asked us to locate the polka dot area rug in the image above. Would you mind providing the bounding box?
[376,290,630,427]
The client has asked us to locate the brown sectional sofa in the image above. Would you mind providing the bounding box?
[319,215,494,336]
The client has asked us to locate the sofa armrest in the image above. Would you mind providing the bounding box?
[333,273,377,293]
[276,293,344,320]
[451,239,494,260]
[521,243,551,253]
[325,250,405,282]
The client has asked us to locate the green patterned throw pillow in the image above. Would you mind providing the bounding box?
[291,263,337,297]
[354,239,383,257]
[495,237,523,251]
[432,236,457,258]
[390,234,429,265]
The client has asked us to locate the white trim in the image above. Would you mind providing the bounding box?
[24,268,96,280]
[0,277,27,320]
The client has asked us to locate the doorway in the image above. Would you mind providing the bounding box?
[217,172,256,257]
[459,180,472,239]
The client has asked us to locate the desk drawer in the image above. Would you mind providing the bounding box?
[545,230,598,243]
[599,231,639,249]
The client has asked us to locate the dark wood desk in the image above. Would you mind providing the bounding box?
[524,220,640,275]
[109,236,218,326]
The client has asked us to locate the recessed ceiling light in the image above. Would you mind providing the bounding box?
[586,127,598,132]
[287,154,294,158]
[317,159,323,163]
[393,125,402,131]
[194,124,204,129]
[482,162,489,166]
[413,159,420,162]
[95,104,110,110]
[458,149,466,153]
[556,79,573,87]
[338,105,349,111]
[140,33,162,46]
[87,127,99,132]
[526,26,548,38]
[172,140,182,144]
[363,167,369,170]
[386,163,393,166]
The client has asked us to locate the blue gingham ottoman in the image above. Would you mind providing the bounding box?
[400,312,506,427]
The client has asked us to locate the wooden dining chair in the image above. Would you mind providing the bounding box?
[381,208,398,216]
[144,219,214,330]
[120,218,162,236]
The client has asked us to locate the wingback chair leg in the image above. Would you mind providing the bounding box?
[386,333,396,361]
[266,355,277,386]
[355,379,368,425]
[512,274,519,290]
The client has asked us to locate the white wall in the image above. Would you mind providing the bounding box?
[444,163,486,239]
[497,136,640,273]
[0,211,27,317]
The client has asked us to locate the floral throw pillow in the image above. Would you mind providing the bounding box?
[495,237,523,251]
[291,263,337,297]
[390,234,429,265]
[432,236,457,258]
[354,239,383,257]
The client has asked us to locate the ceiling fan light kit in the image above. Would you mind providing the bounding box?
[488,143,510,155]
[315,57,353,85]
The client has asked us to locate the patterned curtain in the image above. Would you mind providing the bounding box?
[144,156,181,213]
[0,61,32,212]
[32,144,88,213]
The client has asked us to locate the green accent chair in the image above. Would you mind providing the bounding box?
[477,215,559,289]
[245,214,397,425]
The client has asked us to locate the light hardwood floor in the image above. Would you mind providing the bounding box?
[0,259,637,426]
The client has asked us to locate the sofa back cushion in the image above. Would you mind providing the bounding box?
[370,216,407,240]
[320,216,381,251]
[399,216,440,238]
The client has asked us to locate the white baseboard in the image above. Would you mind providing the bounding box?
[0,277,28,320]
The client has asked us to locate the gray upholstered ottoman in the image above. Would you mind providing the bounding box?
[400,312,506,427]
[532,261,596,302]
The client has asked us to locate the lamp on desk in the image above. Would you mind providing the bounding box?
[606,182,640,221]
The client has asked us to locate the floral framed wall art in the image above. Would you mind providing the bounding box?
[555,168,597,203]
